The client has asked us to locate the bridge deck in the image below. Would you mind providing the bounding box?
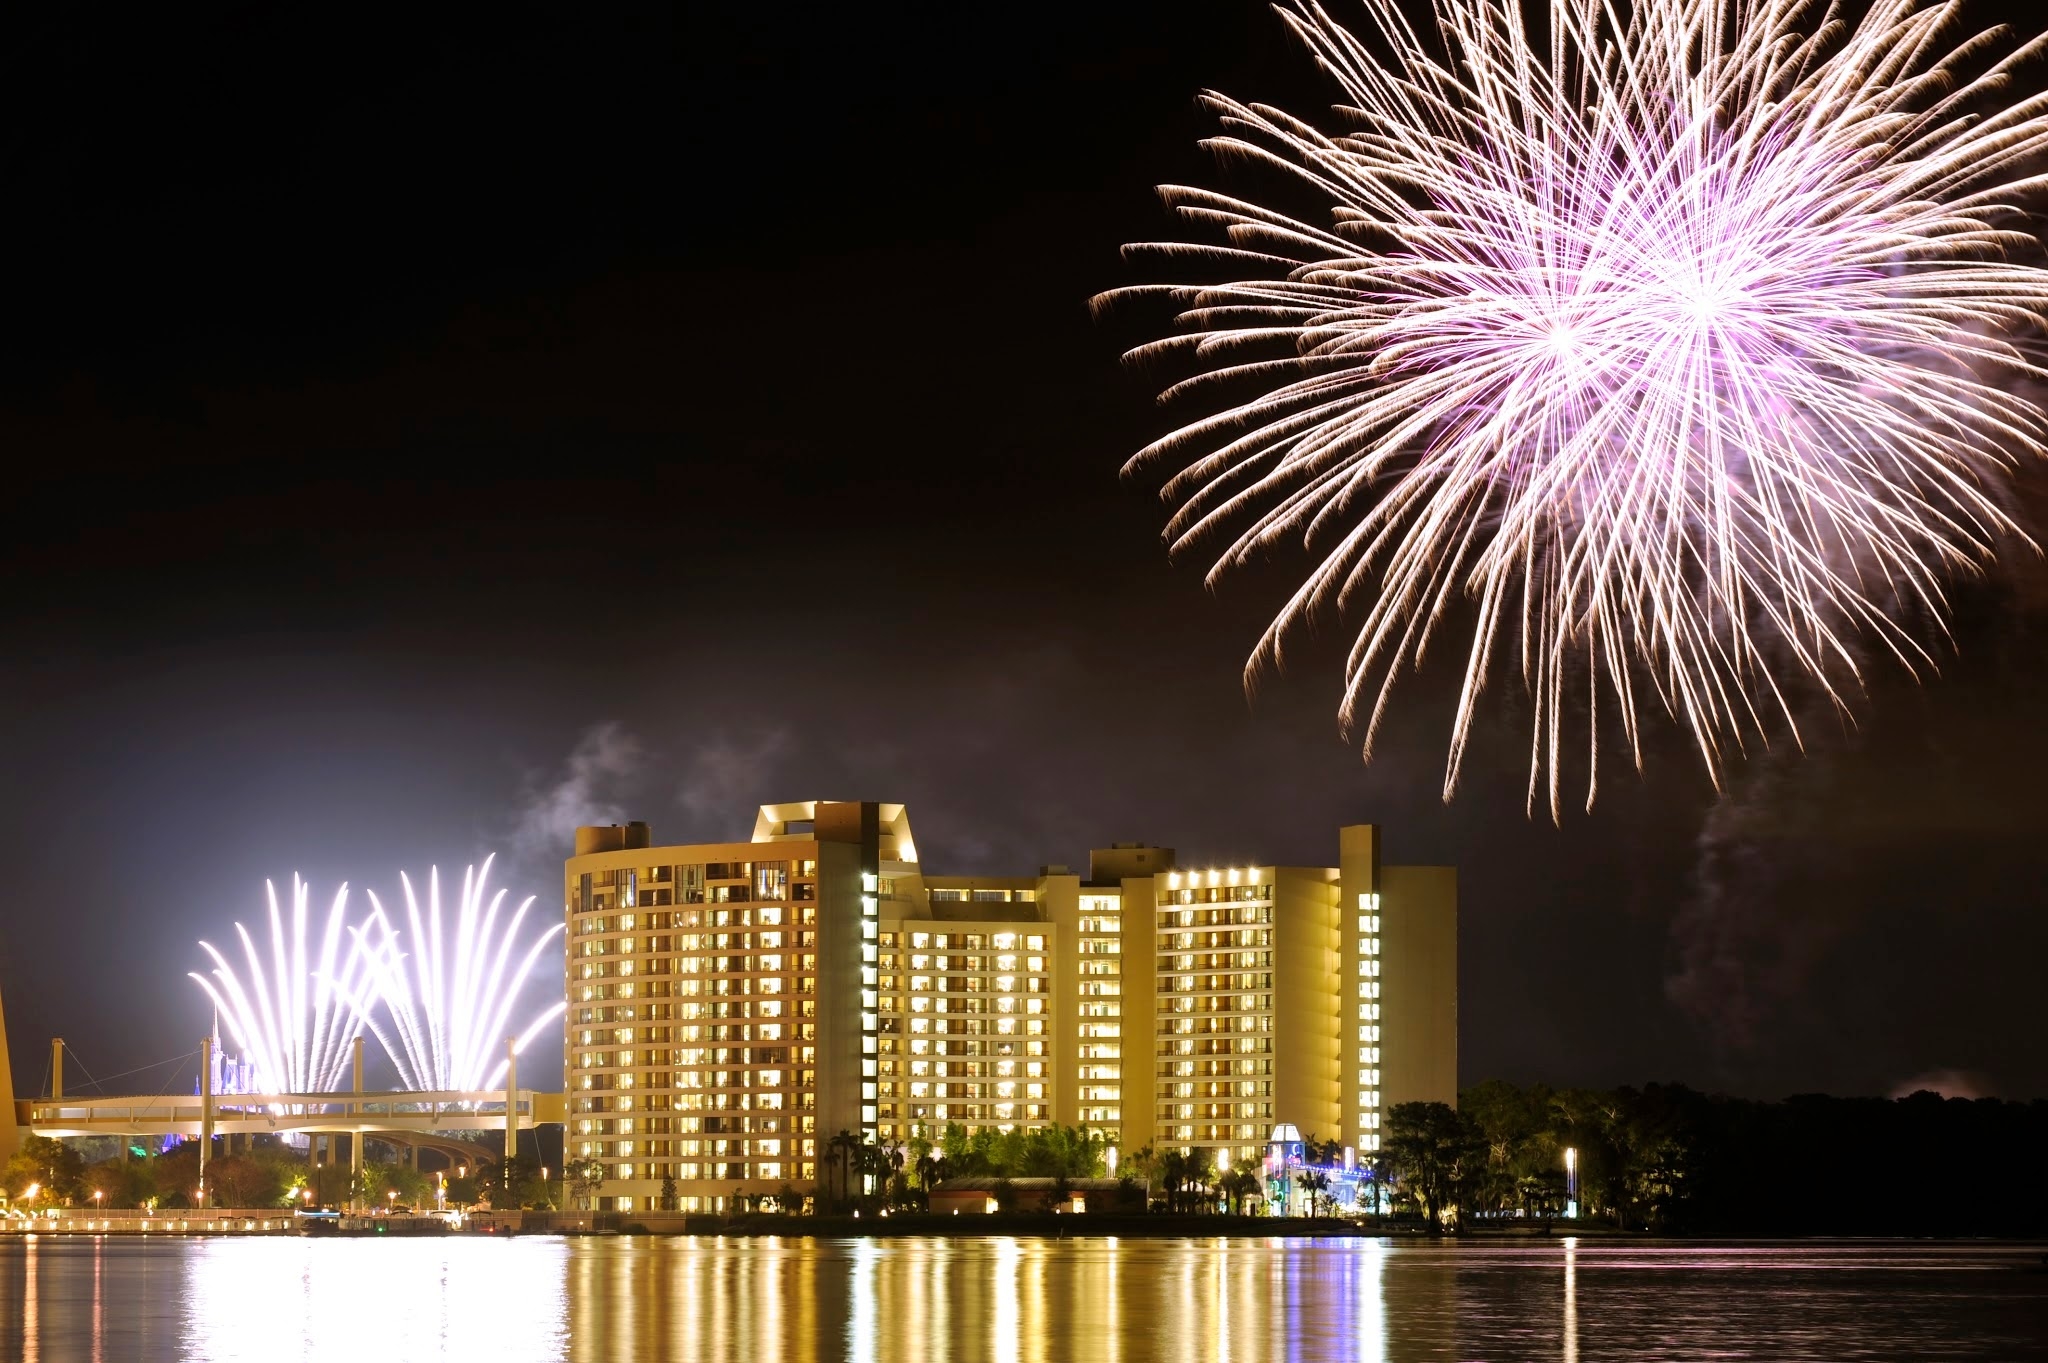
[27,1089,567,1138]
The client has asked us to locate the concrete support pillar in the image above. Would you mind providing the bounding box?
[350,1037,364,1211]
[503,1037,517,1163]
[50,1038,63,1100]
[198,1034,214,1208]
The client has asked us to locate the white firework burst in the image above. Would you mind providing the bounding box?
[189,877,381,1095]
[354,856,566,1092]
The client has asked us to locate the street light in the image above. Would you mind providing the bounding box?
[1564,1147,1579,1218]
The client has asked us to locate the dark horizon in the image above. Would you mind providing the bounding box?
[3,0,2046,1105]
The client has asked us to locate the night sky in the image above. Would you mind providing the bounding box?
[3,0,2044,1102]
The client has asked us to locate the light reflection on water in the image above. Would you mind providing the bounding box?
[185,1236,570,1362]
[1563,1237,1577,1363]
[0,1234,2041,1361]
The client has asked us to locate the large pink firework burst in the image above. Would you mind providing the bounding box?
[1103,0,2048,814]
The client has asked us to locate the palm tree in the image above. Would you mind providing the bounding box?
[1188,1150,1218,1213]
[1300,1169,1331,1219]
[1220,1166,1261,1215]
[826,1130,862,1212]
[884,1139,906,1188]
[1303,1133,1346,1167]
[1159,1151,1188,1214]
[856,1142,893,1209]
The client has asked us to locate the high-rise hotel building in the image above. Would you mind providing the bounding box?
[564,801,1455,1213]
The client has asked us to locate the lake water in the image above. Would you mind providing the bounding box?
[0,1235,2042,1361]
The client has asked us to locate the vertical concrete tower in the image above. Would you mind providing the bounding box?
[0,973,19,1164]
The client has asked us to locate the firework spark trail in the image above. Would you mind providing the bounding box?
[1101,0,2048,814]
[188,877,383,1096]
[353,856,567,1092]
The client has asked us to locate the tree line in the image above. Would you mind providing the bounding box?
[1378,1081,2048,1235]
[12,1082,2046,1232]
[1,1135,558,1212]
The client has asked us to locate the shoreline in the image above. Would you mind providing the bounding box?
[8,1211,2042,1242]
[460,1209,1629,1240]
[685,1213,1558,1239]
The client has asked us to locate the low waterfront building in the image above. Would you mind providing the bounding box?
[927,1176,1131,1215]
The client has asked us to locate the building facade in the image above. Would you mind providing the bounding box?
[564,802,1455,1212]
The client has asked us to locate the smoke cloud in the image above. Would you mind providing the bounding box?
[506,721,644,874]
[675,728,798,836]
[1664,742,1860,1053]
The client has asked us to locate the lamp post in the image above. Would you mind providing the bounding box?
[1564,1147,1578,1219]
